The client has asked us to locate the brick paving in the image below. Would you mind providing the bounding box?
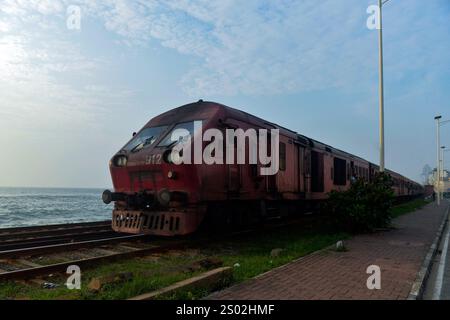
[208,202,449,300]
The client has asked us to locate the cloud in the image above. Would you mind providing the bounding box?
[0,0,135,135]
[59,0,445,97]
[2,0,448,97]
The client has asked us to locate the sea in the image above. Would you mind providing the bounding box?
[0,187,113,228]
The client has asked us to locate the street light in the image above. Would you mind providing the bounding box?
[435,116,450,205]
[435,116,442,205]
[442,147,450,197]
[378,0,386,172]
[377,0,393,172]
[442,147,446,195]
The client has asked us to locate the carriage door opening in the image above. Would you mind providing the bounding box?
[225,126,241,196]
[304,149,311,193]
[265,131,277,193]
[311,151,324,192]
[227,141,241,195]
[350,161,355,178]
[333,157,347,186]
[298,146,306,193]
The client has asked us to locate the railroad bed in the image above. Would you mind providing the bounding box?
[0,216,315,283]
[0,220,128,251]
[0,235,182,281]
[0,220,111,237]
[0,220,195,282]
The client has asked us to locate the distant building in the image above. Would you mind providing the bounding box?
[429,168,450,193]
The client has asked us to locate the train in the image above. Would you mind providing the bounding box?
[103,101,423,236]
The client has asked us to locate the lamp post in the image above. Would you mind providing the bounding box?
[435,116,450,205]
[435,116,442,205]
[378,0,386,172]
[442,146,445,199]
[443,147,450,198]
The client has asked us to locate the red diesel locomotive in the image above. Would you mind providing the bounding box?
[103,101,423,236]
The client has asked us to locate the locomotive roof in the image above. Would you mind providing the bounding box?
[148,101,420,186]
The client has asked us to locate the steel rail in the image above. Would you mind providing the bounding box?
[0,234,148,259]
[0,241,186,281]
[0,221,111,238]
[0,225,113,242]
[0,220,111,233]
[0,230,123,251]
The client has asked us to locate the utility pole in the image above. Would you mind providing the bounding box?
[378,0,385,172]
[435,116,441,205]
[441,146,446,199]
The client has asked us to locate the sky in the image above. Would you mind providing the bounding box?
[0,0,449,188]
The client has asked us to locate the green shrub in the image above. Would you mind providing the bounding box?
[324,172,394,233]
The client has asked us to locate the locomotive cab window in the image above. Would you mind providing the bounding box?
[124,125,168,152]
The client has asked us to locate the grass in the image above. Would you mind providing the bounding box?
[0,217,346,300]
[391,198,431,218]
[0,255,206,300]
[215,226,346,284]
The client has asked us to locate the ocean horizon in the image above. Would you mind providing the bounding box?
[0,187,113,228]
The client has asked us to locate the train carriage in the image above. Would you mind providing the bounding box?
[103,101,423,236]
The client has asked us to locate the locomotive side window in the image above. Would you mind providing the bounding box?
[124,125,168,152]
[333,157,347,186]
[279,142,286,171]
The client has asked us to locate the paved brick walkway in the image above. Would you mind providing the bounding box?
[208,202,449,300]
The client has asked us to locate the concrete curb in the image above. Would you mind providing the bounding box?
[129,267,232,300]
[407,203,450,300]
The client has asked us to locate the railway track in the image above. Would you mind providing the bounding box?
[0,220,110,231]
[0,215,316,282]
[0,220,164,281]
[0,220,120,251]
[0,220,111,239]
[0,237,184,281]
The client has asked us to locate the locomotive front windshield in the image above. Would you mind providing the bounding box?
[157,121,201,147]
[124,125,168,152]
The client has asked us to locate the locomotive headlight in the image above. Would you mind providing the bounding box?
[167,171,177,179]
[157,189,171,206]
[114,155,128,167]
[163,150,173,164]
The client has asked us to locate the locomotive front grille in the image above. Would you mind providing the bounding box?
[112,211,144,231]
[112,209,204,236]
